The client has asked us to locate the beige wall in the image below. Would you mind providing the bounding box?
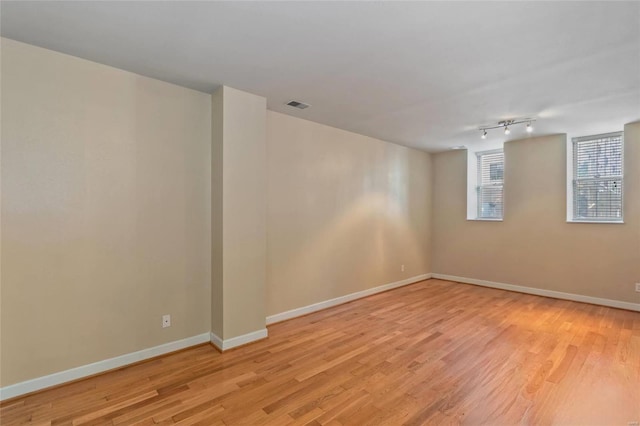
[2,36,637,390]
[0,39,212,386]
[432,124,640,304]
[211,88,224,337]
[212,86,267,339]
[266,111,432,316]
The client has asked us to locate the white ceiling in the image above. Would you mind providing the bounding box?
[1,1,639,152]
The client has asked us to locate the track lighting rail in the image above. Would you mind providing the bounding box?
[479,118,536,138]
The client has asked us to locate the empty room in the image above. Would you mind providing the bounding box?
[1,1,639,425]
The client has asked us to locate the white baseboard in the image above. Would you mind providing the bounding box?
[0,332,210,401]
[431,273,640,312]
[266,273,432,325]
[210,331,224,350]
[210,328,268,351]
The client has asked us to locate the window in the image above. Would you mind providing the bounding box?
[571,132,623,222]
[476,149,504,219]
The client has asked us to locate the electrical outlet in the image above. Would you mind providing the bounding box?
[401,264,405,272]
[162,314,171,328]
[635,283,640,293]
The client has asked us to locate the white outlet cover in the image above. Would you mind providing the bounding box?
[162,314,171,328]
[635,283,640,292]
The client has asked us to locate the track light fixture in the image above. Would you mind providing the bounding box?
[478,118,536,139]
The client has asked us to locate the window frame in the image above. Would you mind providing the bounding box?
[568,131,624,224]
[475,148,504,220]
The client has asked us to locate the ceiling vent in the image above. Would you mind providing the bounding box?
[286,100,310,110]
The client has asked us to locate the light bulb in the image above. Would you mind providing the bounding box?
[504,126,510,135]
[526,123,533,133]
[481,130,487,139]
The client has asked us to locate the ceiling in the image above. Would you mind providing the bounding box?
[1,1,639,152]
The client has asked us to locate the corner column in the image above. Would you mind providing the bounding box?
[211,86,267,350]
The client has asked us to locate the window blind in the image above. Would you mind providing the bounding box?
[572,132,623,221]
[477,150,504,219]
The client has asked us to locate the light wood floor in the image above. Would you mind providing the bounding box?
[2,279,639,425]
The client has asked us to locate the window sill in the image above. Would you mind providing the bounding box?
[566,220,624,224]
[467,218,503,222]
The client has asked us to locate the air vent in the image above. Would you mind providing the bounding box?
[286,100,310,110]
